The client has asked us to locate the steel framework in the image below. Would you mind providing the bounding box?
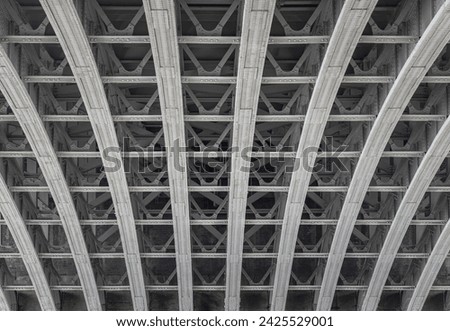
[0,0,450,311]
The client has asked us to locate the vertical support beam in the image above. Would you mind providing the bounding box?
[40,0,147,310]
[317,0,450,311]
[0,45,101,311]
[142,0,193,310]
[271,0,378,311]
[0,175,55,310]
[225,0,275,311]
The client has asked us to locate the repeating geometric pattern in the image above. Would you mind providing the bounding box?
[0,0,449,311]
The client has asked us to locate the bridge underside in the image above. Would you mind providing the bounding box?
[0,0,450,311]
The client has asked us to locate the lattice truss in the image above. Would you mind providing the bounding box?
[0,0,449,311]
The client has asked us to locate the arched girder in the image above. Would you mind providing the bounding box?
[270,0,378,311]
[40,0,147,310]
[362,94,450,310]
[0,44,101,311]
[225,0,276,311]
[0,288,8,311]
[142,0,193,311]
[0,175,55,310]
[407,219,450,310]
[317,0,450,311]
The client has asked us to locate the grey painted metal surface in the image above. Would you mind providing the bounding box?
[1,0,450,311]
[407,219,450,310]
[225,0,276,311]
[142,0,194,311]
[0,174,55,310]
[40,0,147,310]
[318,0,450,311]
[0,42,101,311]
[271,0,378,311]
[0,288,9,311]
[361,20,450,307]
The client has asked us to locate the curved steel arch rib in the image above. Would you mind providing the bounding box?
[0,288,8,311]
[0,175,55,311]
[0,45,101,310]
[40,0,147,310]
[317,0,450,311]
[407,219,450,310]
[225,0,276,311]
[362,96,450,310]
[270,0,378,311]
[142,0,193,310]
